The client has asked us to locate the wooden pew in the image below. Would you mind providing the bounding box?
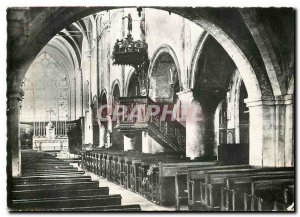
[12,181,100,191]
[12,194,122,210]
[113,151,146,185]
[222,174,294,211]
[136,156,189,198]
[122,152,148,189]
[188,166,293,211]
[33,204,142,211]
[175,165,249,210]
[12,187,109,200]
[187,164,251,209]
[11,151,134,212]
[13,176,92,185]
[117,153,187,194]
[82,150,106,177]
[22,168,80,173]
[155,161,217,206]
[204,168,294,211]
[22,165,74,170]
[21,171,86,176]
[110,151,142,186]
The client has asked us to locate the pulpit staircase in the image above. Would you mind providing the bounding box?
[114,96,186,153]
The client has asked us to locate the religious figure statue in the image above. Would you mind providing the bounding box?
[123,13,132,33]
[46,121,55,139]
[127,13,132,33]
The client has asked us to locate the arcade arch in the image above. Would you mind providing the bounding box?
[6,7,294,177]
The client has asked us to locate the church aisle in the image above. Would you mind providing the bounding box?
[84,171,188,211]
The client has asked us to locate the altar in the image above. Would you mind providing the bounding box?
[33,137,69,152]
[32,121,69,152]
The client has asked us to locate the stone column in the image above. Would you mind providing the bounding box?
[245,95,292,167]
[203,111,216,158]
[245,97,276,167]
[274,95,288,167]
[284,95,294,167]
[84,110,93,144]
[246,95,294,167]
[177,90,205,160]
[124,135,135,151]
[99,122,106,147]
[7,87,24,177]
[106,114,112,148]
[142,131,150,153]
[142,131,164,154]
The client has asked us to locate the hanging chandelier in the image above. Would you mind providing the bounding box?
[112,13,149,68]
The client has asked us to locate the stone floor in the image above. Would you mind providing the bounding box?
[71,163,187,211]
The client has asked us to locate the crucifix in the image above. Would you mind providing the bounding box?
[46,107,55,122]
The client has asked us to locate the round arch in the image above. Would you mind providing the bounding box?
[124,68,135,96]
[7,7,294,175]
[125,68,140,97]
[189,31,209,89]
[98,89,109,123]
[99,89,108,105]
[99,89,109,148]
[111,79,121,96]
[92,95,98,107]
[192,19,263,99]
[110,79,123,149]
[9,8,283,100]
[148,44,183,90]
[239,9,284,96]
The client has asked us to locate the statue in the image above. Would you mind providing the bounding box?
[123,13,132,33]
[46,121,55,139]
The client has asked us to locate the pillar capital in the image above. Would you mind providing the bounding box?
[245,94,294,107]
[176,89,194,102]
[274,94,294,105]
[244,96,274,107]
[7,86,24,101]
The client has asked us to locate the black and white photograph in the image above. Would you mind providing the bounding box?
[5,2,296,212]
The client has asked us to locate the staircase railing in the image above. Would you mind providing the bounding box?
[114,96,185,153]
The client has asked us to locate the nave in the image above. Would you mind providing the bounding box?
[7,7,295,212]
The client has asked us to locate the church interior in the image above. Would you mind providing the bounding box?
[6,7,295,211]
